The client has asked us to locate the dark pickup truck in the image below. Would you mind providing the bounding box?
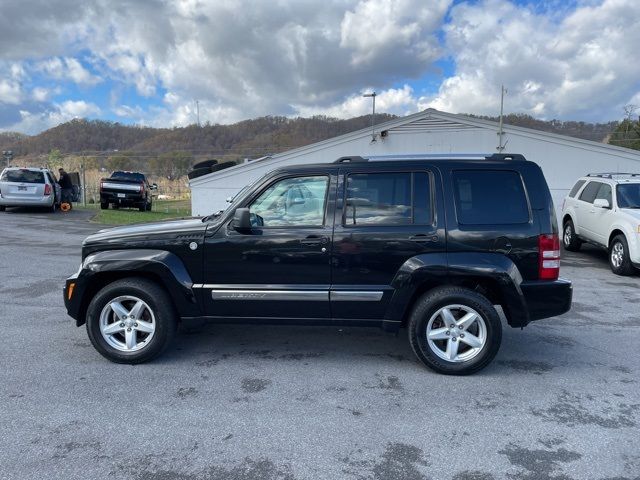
[99,171,156,211]
[65,153,572,375]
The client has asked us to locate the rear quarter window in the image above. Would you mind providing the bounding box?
[452,170,530,225]
[568,180,586,198]
[0,170,45,183]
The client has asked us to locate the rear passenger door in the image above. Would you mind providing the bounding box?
[330,167,445,322]
[575,181,603,241]
[585,182,613,245]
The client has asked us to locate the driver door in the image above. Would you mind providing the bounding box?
[201,172,336,320]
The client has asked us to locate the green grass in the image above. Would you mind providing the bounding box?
[77,199,192,225]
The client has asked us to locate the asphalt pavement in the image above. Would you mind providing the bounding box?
[0,207,639,480]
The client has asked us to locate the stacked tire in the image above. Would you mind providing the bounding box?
[187,160,236,180]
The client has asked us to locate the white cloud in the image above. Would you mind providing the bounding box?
[427,0,640,121]
[294,85,420,118]
[3,100,100,134]
[0,79,22,104]
[37,57,101,86]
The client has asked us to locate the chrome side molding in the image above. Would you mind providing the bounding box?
[330,291,384,302]
[192,285,385,302]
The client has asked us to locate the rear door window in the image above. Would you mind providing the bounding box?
[568,180,586,198]
[452,170,530,225]
[344,172,433,226]
[578,181,601,204]
[0,170,45,183]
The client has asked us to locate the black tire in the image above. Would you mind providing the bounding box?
[85,277,178,364]
[0,206,6,212]
[138,203,146,212]
[192,159,218,170]
[100,201,109,210]
[187,167,211,180]
[408,286,502,375]
[609,234,635,276]
[49,201,57,213]
[562,219,581,251]
[113,204,119,210]
[145,200,152,211]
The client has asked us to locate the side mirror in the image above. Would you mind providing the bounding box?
[233,208,252,231]
[593,198,610,209]
[226,196,233,203]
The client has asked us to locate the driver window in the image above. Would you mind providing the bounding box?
[249,175,328,227]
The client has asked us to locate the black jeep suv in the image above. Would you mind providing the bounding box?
[64,153,572,375]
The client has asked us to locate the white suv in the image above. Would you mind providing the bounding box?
[561,173,640,275]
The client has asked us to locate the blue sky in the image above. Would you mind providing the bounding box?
[0,0,638,134]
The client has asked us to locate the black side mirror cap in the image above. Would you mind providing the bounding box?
[233,207,252,231]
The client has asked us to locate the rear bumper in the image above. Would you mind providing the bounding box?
[0,195,54,207]
[100,191,145,205]
[520,278,572,322]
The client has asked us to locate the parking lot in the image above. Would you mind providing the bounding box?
[1,209,639,480]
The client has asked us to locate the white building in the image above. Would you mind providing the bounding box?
[190,108,640,216]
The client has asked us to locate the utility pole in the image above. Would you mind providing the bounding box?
[497,85,507,152]
[81,158,87,207]
[363,92,377,142]
[196,100,200,127]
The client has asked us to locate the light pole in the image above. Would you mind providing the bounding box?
[363,92,377,142]
[2,150,13,168]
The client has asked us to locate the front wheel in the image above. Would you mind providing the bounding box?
[85,278,178,363]
[609,235,635,276]
[408,287,502,375]
[100,201,109,210]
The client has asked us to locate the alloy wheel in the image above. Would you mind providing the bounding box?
[99,295,156,352]
[564,224,572,246]
[611,242,624,269]
[426,304,487,363]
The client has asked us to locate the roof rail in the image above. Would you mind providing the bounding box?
[485,153,526,162]
[586,172,640,179]
[334,156,367,163]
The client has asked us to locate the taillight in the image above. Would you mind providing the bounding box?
[538,234,560,280]
[140,182,144,193]
[100,180,104,191]
[44,183,52,196]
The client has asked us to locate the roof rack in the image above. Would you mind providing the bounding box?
[334,156,367,163]
[586,173,640,179]
[334,153,526,163]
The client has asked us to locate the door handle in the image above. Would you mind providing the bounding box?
[409,234,438,243]
[300,235,328,245]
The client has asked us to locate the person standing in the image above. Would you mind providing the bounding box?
[58,168,73,205]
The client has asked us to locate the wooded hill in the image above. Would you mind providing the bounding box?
[0,113,625,163]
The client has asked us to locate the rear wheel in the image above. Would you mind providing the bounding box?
[100,201,109,210]
[408,287,502,375]
[145,200,152,211]
[139,202,146,212]
[609,234,635,276]
[563,220,581,251]
[49,200,57,213]
[85,278,177,363]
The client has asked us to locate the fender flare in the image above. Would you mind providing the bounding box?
[385,252,529,327]
[69,249,200,325]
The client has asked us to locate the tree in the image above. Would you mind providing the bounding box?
[47,149,63,169]
[106,154,133,172]
[608,119,640,151]
[149,151,193,179]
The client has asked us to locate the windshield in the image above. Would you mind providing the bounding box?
[617,184,640,208]
[202,179,260,221]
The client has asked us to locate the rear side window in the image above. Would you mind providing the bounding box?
[453,170,529,225]
[579,181,601,203]
[344,172,432,226]
[568,180,586,198]
[0,170,45,183]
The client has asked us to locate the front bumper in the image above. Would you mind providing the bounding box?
[520,278,572,322]
[64,271,87,325]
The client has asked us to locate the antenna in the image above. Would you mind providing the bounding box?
[363,92,377,142]
[497,85,507,152]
